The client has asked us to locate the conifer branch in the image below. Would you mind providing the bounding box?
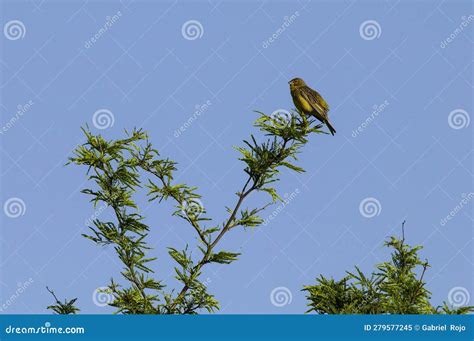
[58,111,322,314]
[304,223,474,315]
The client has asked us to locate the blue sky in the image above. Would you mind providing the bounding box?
[0,0,472,313]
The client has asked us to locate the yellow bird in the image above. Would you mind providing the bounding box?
[289,78,336,135]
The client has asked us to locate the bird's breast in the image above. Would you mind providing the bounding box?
[295,94,314,113]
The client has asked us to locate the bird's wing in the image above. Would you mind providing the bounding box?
[301,87,330,117]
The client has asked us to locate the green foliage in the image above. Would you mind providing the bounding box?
[52,111,322,314]
[303,223,473,315]
[46,287,79,315]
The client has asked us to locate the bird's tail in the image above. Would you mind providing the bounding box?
[326,120,336,136]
